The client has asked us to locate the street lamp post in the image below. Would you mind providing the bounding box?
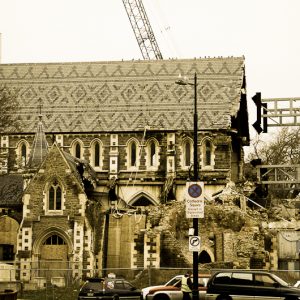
[176,72,199,300]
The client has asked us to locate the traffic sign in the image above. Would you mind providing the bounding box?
[189,236,201,252]
[186,182,204,200]
[185,182,205,218]
[188,183,202,198]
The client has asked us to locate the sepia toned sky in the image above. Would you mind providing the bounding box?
[0,0,299,141]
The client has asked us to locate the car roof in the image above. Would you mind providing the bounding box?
[213,270,273,275]
[85,277,104,282]
[191,274,211,278]
[85,277,126,282]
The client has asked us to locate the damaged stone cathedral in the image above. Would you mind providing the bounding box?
[0,57,299,285]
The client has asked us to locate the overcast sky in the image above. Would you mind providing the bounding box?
[0,0,299,142]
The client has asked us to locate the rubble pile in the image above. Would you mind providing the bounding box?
[143,181,300,269]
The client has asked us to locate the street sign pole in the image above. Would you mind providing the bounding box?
[176,72,200,300]
[192,73,199,300]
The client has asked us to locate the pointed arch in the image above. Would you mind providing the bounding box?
[198,246,215,263]
[32,226,73,257]
[181,137,193,169]
[70,138,84,159]
[32,226,72,280]
[128,191,158,206]
[43,177,65,215]
[145,138,160,170]
[16,139,30,167]
[126,138,140,170]
[200,137,215,170]
[89,138,103,169]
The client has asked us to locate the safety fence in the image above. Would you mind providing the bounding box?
[0,264,299,300]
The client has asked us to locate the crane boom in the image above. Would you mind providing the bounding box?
[122,0,163,60]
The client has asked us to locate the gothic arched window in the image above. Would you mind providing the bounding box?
[131,142,137,167]
[75,143,81,159]
[205,140,212,166]
[89,139,102,169]
[185,142,191,166]
[150,142,156,166]
[21,143,27,166]
[146,139,159,170]
[48,181,62,211]
[127,139,140,170]
[44,235,66,245]
[94,142,100,167]
[71,139,83,160]
[201,138,215,169]
[182,139,193,169]
[130,141,137,167]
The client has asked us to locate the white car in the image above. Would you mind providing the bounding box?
[142,275,183,299]
[294,280,300,288]
[142,274,210,300]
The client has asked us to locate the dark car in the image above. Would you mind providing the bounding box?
[78,277,142,300]
[206,270,300,300]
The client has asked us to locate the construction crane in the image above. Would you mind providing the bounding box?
[122,0,163,60]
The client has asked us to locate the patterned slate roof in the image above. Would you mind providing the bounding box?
[0,57,245,133]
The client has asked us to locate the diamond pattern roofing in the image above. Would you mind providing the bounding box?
[0,57,245,133]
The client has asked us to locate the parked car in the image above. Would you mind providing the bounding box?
[206,270,300,300]
[142,274,210,300]
[295,281,300,288]
[78,277,142,300]
[141,275,183,299]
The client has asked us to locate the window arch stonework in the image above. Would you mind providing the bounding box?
[71,139,84,159]
[16,140,30,167]
[32,227,73,257]
[128,191,158,206]
[145,138,159,170]
[126,139,140,170]
[89,139,103,170]
[200,138,215,170]
[181,138,193,170]
[43,179,65,216]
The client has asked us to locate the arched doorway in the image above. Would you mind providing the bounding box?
[128,191,158,207]
[39,234,69,280]
[199,250,212,264]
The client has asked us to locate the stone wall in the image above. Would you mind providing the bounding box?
[3,130,234,185]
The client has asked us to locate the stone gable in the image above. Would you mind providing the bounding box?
[24,144,85,220]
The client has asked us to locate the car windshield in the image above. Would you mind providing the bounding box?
[166,277,181,286]
[271,274,289,287]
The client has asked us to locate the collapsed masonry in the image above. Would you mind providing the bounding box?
[110,181,300,271]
